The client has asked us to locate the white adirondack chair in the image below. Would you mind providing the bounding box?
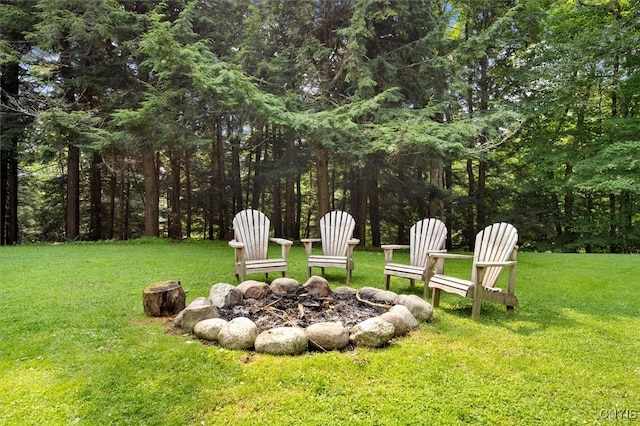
[382,218,448,298]
[228,209,293,282]
[428,222,518,320]
[301,211,360,284]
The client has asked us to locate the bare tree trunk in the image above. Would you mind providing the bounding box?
[66,144,80,241]
[368,157,381,247]
[216,119,229,240]
[465,159,476,251]
[1,61,20,245]
[142,142,159,237]
[476,159,487,229]
[89,152,103,240]
[429,158,443,218]
[315,145,330,220]
[285,136,297,239]
[168,148,182,241]
[105,171,116,240]
[184,147,193,238]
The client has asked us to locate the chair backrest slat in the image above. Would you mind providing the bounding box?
[472,222,518,287]
[320,211,355,256]
[233,209,270,261]
[409,219,447,267]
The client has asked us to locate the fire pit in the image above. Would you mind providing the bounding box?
[171,276,433,355]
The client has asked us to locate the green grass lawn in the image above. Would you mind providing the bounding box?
[1,239,638,425]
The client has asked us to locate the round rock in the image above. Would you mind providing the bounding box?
[379,304,418,337]
[209,283,243,308]
[349,317,395,347]
[254,327,308,355]
[174,299,219,333]
[193,318,228,341]
[302,275,331,296]
[395,294,433,322]
[237,280,271,300]
[218,317,258,350]
[305,322,350,351]
[270,277,301,295]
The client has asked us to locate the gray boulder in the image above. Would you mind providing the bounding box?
[237,280,271,300]
[209,283,243,308]
[174,298,219,333]
[302,275,331,296]
[379,304,419,337]
[193,318,228,341]
[270,278,301,295]
[359,287,398,305]
[333,286,357,297]
[349,317,395,347]
[218,317,258,350]
[305,322,350,351]
[395,294,433,322]
[254,327,308,355]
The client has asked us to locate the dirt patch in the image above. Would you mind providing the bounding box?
[217,291,391,333]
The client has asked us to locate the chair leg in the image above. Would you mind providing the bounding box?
[409,279,415,288]
[431,288,440,307]
[471,297,482,321]
[423,282,429,299]
[346,268,351,285]
[307,267,312,278]
[384,274,390,290]
[506,305,515,315]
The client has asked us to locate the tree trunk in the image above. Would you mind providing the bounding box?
[66,144,81,241]
[355,167,367,245]
[284,136,297,239]
[315,145,330,220]
[89,152,103,241]
[465,159,476,251]
[476,159,487,229]
[1,60,21,245]
[184,147,193,238]
[429,158,443,218]
[168,148,182,241]
[105,171,116,240]
[215,118,228,240]
[368,158,381,247]
[142,142,159,237]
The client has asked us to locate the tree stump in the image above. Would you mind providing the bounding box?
[143,280,186,317]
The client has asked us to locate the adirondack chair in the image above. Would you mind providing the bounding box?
[301,211,360,284]
[428,222,518,320]
[228,209,293,282]
[382,218,448,298]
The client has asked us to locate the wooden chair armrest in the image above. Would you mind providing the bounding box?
[300,238,321,243]
[346,239,359,256]
[301,238,321,256]
[270,237,293,246]
[381,244,410,263]
[381,244,410,250]
[270,237,293,259]
[430,252,472,259]
[228,240,245,249]
[475,261,517,268]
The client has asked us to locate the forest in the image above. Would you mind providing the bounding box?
[1,0,639,252]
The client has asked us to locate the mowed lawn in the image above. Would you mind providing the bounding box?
[1,240,638,425]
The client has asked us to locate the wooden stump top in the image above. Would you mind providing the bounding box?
[143,280,186,317]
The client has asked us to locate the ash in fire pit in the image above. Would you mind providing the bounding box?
[171,276,433,355]
[218,288,389,333]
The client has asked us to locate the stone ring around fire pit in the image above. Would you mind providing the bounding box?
[172,275,433,356]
